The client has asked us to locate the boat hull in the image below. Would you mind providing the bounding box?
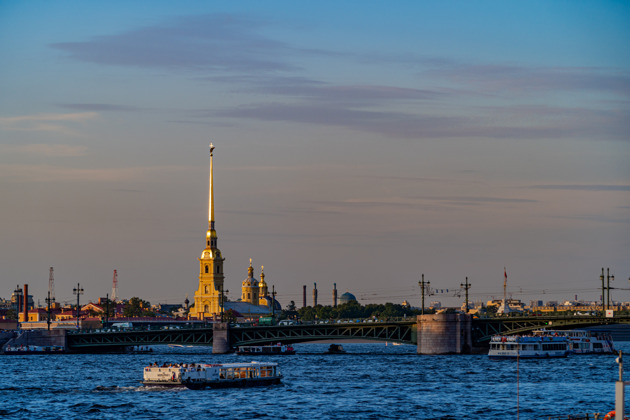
[489,352,569,359]
[236,350,295,356]
[142,380,185,387]
[184,376,283,390]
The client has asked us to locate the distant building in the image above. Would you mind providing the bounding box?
[488,298,525,313]
[222,260,279,319]
[0,298,12,311]
[82,303,104,314]
[153,303,183,316]
[339,292,357,305]
[190,145,277,321]
[241,259,259,304]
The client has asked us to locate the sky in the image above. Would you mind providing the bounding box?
[1,1,629,309]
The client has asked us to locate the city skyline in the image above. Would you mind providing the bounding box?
[0,1,629,307]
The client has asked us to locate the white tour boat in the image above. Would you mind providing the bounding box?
[533,329,615,354]
[236,343,296,355]
[3,345,65,355]
[142,361,282,389]
[489,335,570,358]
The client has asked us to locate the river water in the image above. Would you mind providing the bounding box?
[0,341,627,419]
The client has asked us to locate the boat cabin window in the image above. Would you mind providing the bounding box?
[222,368,234,379]
[542,343,566,351]
[260,366,275,377]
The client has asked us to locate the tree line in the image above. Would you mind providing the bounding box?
[282,300,431,321]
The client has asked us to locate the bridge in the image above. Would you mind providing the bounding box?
[67,321,417,351]
[65,314,630,353]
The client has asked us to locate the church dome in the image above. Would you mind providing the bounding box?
[243,278,258,287]
[242,258,258,287]
[261,295,282,311]
[242,277,258,287]
[339,292,357,304]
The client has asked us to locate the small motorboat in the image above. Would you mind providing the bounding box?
[236,343,296,355]
[325,344,346,354]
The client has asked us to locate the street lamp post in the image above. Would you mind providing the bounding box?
[104,293,110,329]
[460,277,471,314]
[419,274,430,315]
[73,283,84,330]
[272,285,276,319]
[601,268,605,313]
[45,291,55,331]
[607,268,614,310]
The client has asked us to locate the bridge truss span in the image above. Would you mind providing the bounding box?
[230,322,417,347]
[67,328,214,349]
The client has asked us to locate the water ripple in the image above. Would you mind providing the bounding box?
[0,342,626,419]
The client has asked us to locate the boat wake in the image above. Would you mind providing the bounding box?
[93,385,138,393]
[136,384,186,392]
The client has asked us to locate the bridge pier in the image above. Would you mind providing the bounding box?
[417,313,472,354]
[212,322,231,354]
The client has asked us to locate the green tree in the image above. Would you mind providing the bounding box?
[336,300,363,319]
[281,300,299,320]
[297,306,318,321]
[122,297,154,317]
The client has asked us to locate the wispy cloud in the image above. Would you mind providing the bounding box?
[415,195,538,204]
[531,185,630,191]
[48,13,629,143]
[215,102,624,140]
[0,164,190,183]
[50,14,300,73]
[424,62,630,96]
[0,144,88,157]
[59,103,140,112]
[0,112,97,134]
[254,83,445,105]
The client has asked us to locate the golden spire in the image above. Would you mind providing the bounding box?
[248,258,254,278]
[209,142,215,229]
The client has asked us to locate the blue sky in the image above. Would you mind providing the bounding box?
[0,1,628,308]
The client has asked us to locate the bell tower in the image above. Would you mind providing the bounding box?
[192,143,225,319]
[258,265,268,305]
[241,259,259,304]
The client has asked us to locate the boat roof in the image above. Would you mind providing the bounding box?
[203,362,278,368]
[491,335,568,342]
